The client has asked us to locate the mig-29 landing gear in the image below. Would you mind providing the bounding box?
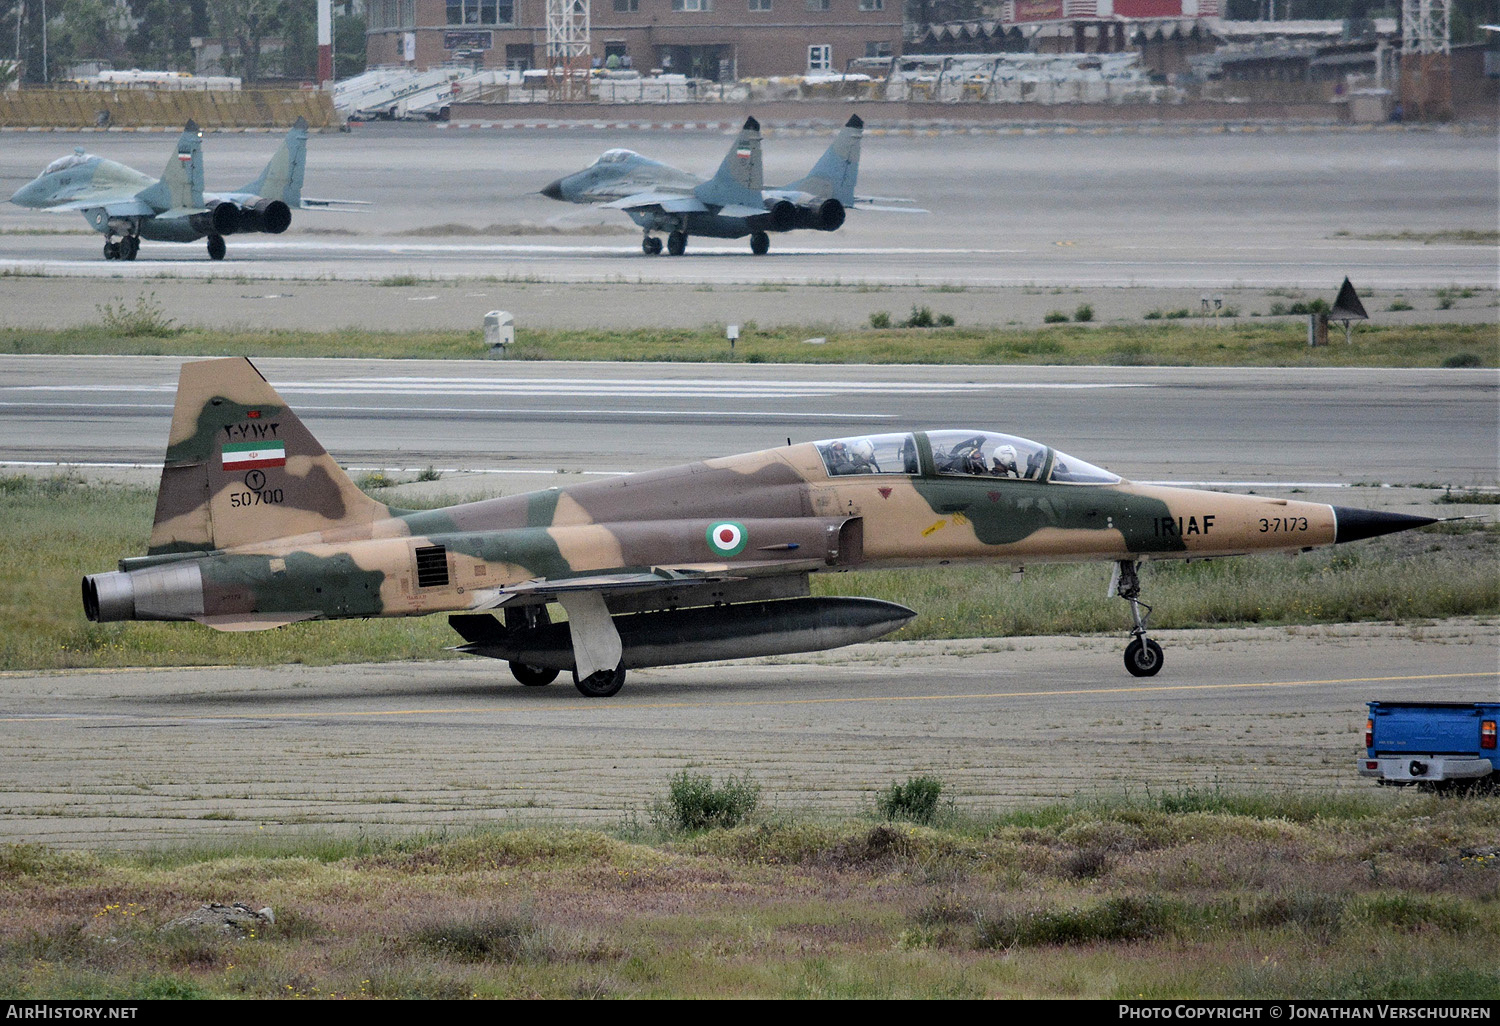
[207,235,226,261]
[641,234,662,256]
[1112,560,1163,677]
[666,231,688,256]
[102,234,139,260]
[750,231,770,255]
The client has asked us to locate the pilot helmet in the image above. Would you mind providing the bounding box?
[848,439,875,463]
[993,444,1019,475]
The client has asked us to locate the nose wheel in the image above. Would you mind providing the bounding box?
[1112,560,1163,677]
[641,234,662,256]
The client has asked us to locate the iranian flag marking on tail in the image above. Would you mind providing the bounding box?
[223,440,286,470]
[736,147,752,159]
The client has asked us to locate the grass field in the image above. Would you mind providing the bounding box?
[2,788,1497,999]
[2,474,1495,671]
[0,318,1495,367]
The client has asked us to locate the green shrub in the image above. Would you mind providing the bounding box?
[1043,310,1069,324]
[976,896,1177,949]
[1073,303,1094,323]
[1163,308,1192,319]
[875,775,945,824]
[1442,352,1482,368]
[1387,299,1414,311]
[868,311,891,329]
[411,909,550,962]
[1143,309,1163,320]
[653,770,761,832]
[903,305,935,328]
[937,314,955,327]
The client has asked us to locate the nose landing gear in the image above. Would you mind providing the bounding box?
[1112,560,1163,677]
[641,234,662,255]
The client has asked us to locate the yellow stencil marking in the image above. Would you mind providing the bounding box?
[921,520,946,537]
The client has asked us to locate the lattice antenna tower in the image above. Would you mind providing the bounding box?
[546,0,592,101]
[1400,0,1452,118]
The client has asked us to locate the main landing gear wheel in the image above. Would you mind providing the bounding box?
[207,234,226,261]
[749,231,769,255]
[103,239,120,260]
[572,663,626,698]
[642,235,662,255]
[666,231,687,256]
[1124,637,1164,677]
[1113,559,1164,677]
[509,661,559,687]
[121,235,139,261]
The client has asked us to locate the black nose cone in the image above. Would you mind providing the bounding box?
[1332,506,1438,544]
[541,178,564,201]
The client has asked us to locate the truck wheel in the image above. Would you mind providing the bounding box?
[1124,638,1163,677]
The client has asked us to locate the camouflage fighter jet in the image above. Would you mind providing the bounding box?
[8,118,362,261]
[540,114,917,256]
[83,358,1439,696]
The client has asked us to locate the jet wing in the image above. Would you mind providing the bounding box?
[602,192,709,214]
[853,196,928,213]
[41,197,159,216]
[471,560,825,609]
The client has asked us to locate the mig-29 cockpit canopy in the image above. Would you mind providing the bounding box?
[596,148,640,165]
[42,150,95,175]
[814,430,1121,485]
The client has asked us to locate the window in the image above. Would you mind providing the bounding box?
[816,434,919,477]
[805,0,830,8]
[613,0,639,10]
[927,431,1120,484]
[808,44,832,71]
[749,0,772,9]
[865,40,892,58]
[858,0,883,7]
[672,0,711,9]
[447,0,514,23]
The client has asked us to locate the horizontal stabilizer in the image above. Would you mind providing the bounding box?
[299,197,372,209]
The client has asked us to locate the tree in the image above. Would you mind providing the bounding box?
[206,0,286,83]
[334,8,365,78]
[126,0,208,71]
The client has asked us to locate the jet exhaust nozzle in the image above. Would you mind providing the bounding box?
[81,564,205,623]
[209,198,292,235]
[451,596,916,670]
[82,571,136,623]
[767,199,797,231]
[817,198,845,232]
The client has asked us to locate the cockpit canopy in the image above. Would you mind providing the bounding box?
[597,148,638,165]
[814,430,1120,484]
[43,150,94,175]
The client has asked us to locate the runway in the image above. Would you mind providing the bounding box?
[2,125,1495,289]
[2,356,1495,486]
[1,621,1494,847]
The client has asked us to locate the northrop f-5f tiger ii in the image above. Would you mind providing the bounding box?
[83,358,1439,697]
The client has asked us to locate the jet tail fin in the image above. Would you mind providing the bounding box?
[148,357,391,555]
[785,114,862,205]
[239,116,308,206]
[141,120,205,213]
[693,116,764,208]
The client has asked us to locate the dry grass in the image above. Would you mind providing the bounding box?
[2,791,1497,998]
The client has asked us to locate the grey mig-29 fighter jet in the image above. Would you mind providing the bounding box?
[82,358,1442,697]
[9,117,363,261]
[541,114,918,256]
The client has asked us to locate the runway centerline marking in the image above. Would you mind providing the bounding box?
[6,671,1488,725]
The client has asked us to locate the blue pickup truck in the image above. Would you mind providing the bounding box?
[1359,701,1498,789]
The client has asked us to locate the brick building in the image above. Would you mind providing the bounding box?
[365,0,903,79]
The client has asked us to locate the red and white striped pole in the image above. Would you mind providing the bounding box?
[317,0,333,85]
